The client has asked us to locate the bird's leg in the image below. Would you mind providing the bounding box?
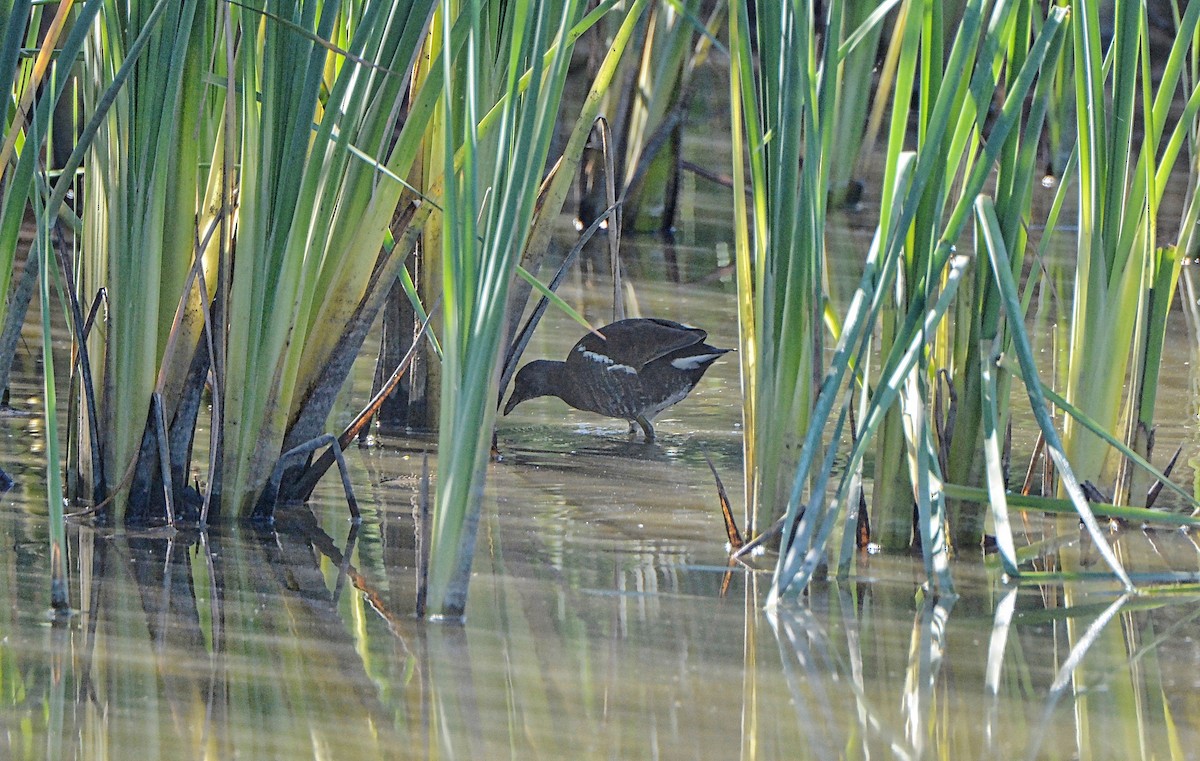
[635,415,655,443]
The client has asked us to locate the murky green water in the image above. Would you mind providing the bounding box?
[5,85,1200,760]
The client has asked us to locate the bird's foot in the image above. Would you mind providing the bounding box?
[635,416,656,443]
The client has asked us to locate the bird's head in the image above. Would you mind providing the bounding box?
[503,360,559,415]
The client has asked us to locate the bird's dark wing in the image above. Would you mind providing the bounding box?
[567,318,707,370]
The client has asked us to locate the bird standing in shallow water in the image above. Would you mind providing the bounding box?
[502,318,731,442]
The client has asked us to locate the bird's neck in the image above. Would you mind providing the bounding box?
[534,360,568,398]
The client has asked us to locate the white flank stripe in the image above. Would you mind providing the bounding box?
[671,353,722,370]
[608,364,637,374]
[644,388,690,419]
[582,349,613,365]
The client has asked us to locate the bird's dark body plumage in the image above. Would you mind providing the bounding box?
[503,318,730,441]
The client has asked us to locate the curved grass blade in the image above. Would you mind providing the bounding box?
[1014,376,1200,512]
[908,369,954,593]
[835,0,903,63]
[940,483,1200,529]
[513,264,602,337]
[980,335,1020,577]
[774,251,973,601]
[976,195,1132,590]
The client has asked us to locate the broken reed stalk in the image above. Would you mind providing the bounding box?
[290,304,440,502]
[701,446,742,550]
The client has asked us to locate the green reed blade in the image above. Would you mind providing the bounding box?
[426,0,588,618]
[977,195,1132,590]
[941,483,1200,529]
[513,265,600,337]
[980,335,1020,577]
[1003,368,1200,512]
[33,203,67,612]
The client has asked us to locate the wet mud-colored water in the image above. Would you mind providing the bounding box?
[4,434,1200,759]
[3,253,1200,759]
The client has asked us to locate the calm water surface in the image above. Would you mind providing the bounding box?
[4,127,1200,761]
[2,263,1199,759]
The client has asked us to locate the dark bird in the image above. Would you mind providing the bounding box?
[503,318,731,442]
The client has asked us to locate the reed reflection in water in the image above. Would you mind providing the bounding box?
[3,465,1200,760]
